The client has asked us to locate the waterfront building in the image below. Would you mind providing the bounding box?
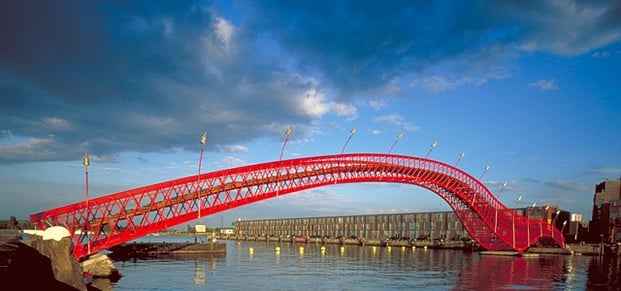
[233,205,566,242]
[590,178,621,243]
[567,213,589,243]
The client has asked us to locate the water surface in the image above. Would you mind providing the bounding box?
[98,236,620,290]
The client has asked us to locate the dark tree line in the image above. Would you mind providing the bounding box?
[0,216,34,230]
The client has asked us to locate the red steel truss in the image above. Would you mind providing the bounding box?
[30,153,565,259]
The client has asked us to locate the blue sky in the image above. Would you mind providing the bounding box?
[1,0,620,228]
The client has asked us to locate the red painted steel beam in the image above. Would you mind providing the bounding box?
[30,153,564,259]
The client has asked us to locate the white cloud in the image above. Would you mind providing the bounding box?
[0,130,12,140]
[220,156,246,168]
[515,1,621,55]
[373,114,419,132]
[528,79,557,91]
[329,102,357,120]
[42,117,71,131]
[298,89,329,117]
[422,76,454,93]
[588,167,621,175]
[420,70,510,93]
[592,51,610,58]
[160,18,174,38]
[223,145,248,153]
[214,17,234,53]
[546,180,591,192]
[0,137,64,161]
[368,100,387,110]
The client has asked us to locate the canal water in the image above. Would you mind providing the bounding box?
[100,236,620,290]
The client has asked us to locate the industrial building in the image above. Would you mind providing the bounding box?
[234,205,566,242]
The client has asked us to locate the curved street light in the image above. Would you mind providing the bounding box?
[480,165,490,180]
[279,126,292,160]
[552,209,561,238]
[539,205,551,238]
[388,132,403,154]
[82,152,91,254]
[513,195,523,209]
[340,127,357,154]
[494,181,509,233]
[497,181,509,198]
[197,131,207,219]
[277,127,292,196]
[425,141,438,158]
[527,202,537,246]
[454,152,465,167]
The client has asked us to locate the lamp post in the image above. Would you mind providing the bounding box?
[512,211,516,249]
[479,165,490,180]
[540,205,549,238]
[575,220,580,242]
[340,127,357,154]
[454,152,465,167]
[512,196,521,248]
[387,132,403,154]
[552,209,561,238]
[197,131,207,219]
[425,141,438,158]
[527,202,536,246]
[494,181,509,233]
[279,126,292,160]
[277,127,292,196]
[498,181,509,198]
[513,195,523,209]
[82,152,91,255]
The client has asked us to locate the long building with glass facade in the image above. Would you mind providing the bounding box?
[233,206,563,241]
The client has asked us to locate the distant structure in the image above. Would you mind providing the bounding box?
[234,205,566,242]
[590,178,621,243]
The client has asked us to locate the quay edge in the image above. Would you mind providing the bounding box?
[226,235,620,256]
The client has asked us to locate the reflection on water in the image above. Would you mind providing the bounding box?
[109,237,621,290]
[193,261,205,285]
[586,255,621,290]
[457,254,566,290]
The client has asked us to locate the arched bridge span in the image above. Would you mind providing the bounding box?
[30,153,564,259]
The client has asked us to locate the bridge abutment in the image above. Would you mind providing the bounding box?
[1,235,87,290]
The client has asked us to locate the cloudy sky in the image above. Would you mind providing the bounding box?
[1,0,620,228]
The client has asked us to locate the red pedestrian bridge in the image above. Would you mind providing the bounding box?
[30,153,565,259]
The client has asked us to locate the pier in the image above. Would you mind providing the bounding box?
[230,235,483,251]
[108,241,226,261]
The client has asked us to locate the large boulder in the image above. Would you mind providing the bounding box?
[34,236,87,290]
[1,237,86,290]
[81,253,121,280]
